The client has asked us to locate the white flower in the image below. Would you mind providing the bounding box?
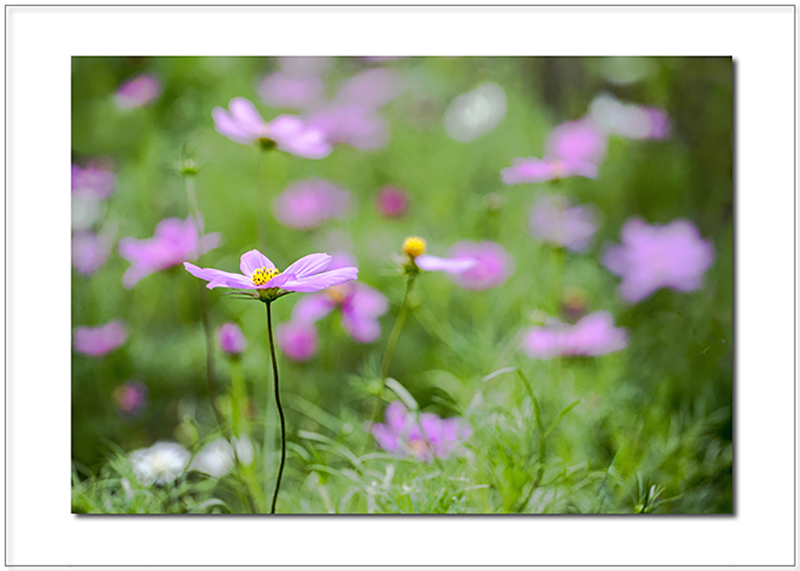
[189,437,254,479]
[444,82,507,143]
[129,441,190,486]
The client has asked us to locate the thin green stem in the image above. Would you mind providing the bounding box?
[265,302,286,514]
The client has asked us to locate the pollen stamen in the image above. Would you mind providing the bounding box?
[402,236,427,259]
[251,266,280,286]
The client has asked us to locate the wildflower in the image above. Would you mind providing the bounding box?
[529,195,598,252]
[371,401,472,461]
[272,178,351,230]
[335,68,399,109]
[73,321,128,357]
[588,93,671,140]
[129,442,190,486]
[602,218,715,303]
[305,104,389,150]
[118,216,220,289]
[445,240,514,291]
[72,225,116,276]
[276,320,318,361]
[444,82,507,143]
[115,74,161,109]
[72,163,116,200]
[521,312,627,359]
[401,236,477,275]
[217,323,247,355]
[189,437,254,478]
[375,186,410,219]
[114,381,148,416]
[257,72,325,110]
[212,97,331,158]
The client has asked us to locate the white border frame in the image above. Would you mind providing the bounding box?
[4,4,796,568]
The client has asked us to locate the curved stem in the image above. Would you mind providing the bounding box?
[265,302,286,514]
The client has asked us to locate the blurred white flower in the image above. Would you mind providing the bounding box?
[588,93,670,140]
[129,441,190,486]
[189,437,254,478]
[444,82,507,142]
[71,195,105,232]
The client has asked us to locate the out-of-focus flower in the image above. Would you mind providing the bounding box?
[401,236,477,275]
[560,287,589,323]
[306,104,389,150]
[273,178,351,229]
[276,320,318,361]
[529,195,598,252]
[291,253,389,343]
[72,195,105,232]
[444,82,507,143]
[72,163,116,200]
[74,321,128,357]
[445,240,514,291]
[129,442,190,486]
[521,312,627,359]
[375,186,410,219]
[189,437,254,478]
[602,218,715,303]
[185,250,358,300]
[114,381,148,416]
[115,74,161,109]
[257,72,325,110]
[72,225,116,275]
[335,68,399,109]
[119,216,221,288]
[217,322,247,355]
[588,93,671,140]
[212,97,331,159]
[371,401,472,462]
[502,120,607,184]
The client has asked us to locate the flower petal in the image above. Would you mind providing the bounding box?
[212,107,253,144]
[184,262,255,290]
[280,266,358,293]
[229,97,265,130]
[416,255,477,274]
[240,249,275,276]
[282,253,332,279]
[292,294,336,323]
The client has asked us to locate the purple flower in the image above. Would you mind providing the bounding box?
[291,253,389,343]
[529,195,598,252]
[588,93,671,140]
[212,97,332,159]
[375,186,410,219]
[115,74,161,109]
[502,120,607,185]
[217,322,247,355]
[184,249,359,295]
[335,68,399,109]
[273,178,351,229]
[72,163,115,200]
[445,240,514,291]
[521,312,627,359]
[257,72,325,110]
[74,321,128,357]
[602,218,715,303]
[118,216,221,289]
[371,401,472,462]
[401,236,477,275]
[305,104,389,151]
[114,381,148,416]
[276,320,318,362]
[72,225,116,276]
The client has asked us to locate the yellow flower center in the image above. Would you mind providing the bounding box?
[251,267,280,286]
[402,236,427,258]
[327,284,349,304]
[408,439,430,457]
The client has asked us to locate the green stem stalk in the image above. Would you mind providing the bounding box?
[265,302,286,514]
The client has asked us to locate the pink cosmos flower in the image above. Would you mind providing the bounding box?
[402,236,478,275]
[74,321,128,357]
[183,249,358,294]
[335,68,399,109]
[521,312,627,359]
[217,322,247,355]
[371,401,472,462]
[445,240,514,291]
[72,224,116,276]
[529,195,598,252]
[118,216,220,289]
[290,253,389,343]
[273,178,351,230]
[257,72,325,110]
[602,218,715,303]
[114,381,148,416]
[305,104,389,151]
[502,120,607,185]
[276,320,318,362]
[115,74,161,109]
[375,186,410,219]
[212,97,332,159]
[72,163,116,200]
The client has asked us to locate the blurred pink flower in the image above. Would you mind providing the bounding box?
[115,74,161,109]
[114,381,148,416]
[118,216,221,289]
[212,97,331,159]
[305,104,389,150]
[257,72,325,110]
[603,218,715,303]
[375,186,410,219]
[588,93,671,140]
[217,322,247,355]
[273,178,351,230]
[522,312,627,359]
[335,68,399,109]
[72,163,115,200]
[276,320,318,362]
[72,226,116,276]
[445,240,514,291]
[74,321,128,357]
[529,195,598,252]
[402,237,478,275]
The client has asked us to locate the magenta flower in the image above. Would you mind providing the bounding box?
[72,226,115,276]
[445,240,514,291]
[212,97,331,159]
[272,178,351,230]
[305,104,389,151]
[375,186,410,219]
[114,381,148,416]
[118,216,220,289]
[276,320,318,362]
[74,321,128,357]
[72,163,115,200]
[115,74,161,109]
[217,322,247,355]
[602,218,715,303]
[521,312,627,359]
[502,120,607,185]
[335,68,399,109]
[257,72,325,110]
[371,401,472,462]
[529,195,598,252]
